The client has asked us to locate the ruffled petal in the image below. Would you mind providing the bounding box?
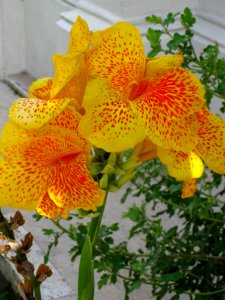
[131,67,205,119]
[0,157,49,210]
[79,80,145,152]
[189,107,225,174]
[9,97,72,130]
[51,53,87,100]
[29,77,53,99]
[157,147,204,181]
[130,96,198,151]
[36,193,69,219]
[68,16,90,54]
[145,53,183,79]
[48,153,105,211]
[182,179,197,198]
[88,22,146,92]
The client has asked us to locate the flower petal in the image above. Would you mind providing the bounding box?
[181,179,197,198]
[0,157,49,210]
[36,193,69,219]
[9,97,72,130]
[131,67,205,119]
[145,53,183,79]
[189,108,225,174]
[79,80,146,152]
[68,16,90,54]
[88,22,146,92]
[29,77,53,99]
[48,153,105,211]
[157,147,204,181]
[50,53,87,100]
[130,96,198,151]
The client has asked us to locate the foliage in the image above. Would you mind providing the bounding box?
[33,7,225,300]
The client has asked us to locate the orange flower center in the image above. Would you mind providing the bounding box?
[128,80,148,100]
[57,153,79,166]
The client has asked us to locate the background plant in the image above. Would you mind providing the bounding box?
[34,8,225,300]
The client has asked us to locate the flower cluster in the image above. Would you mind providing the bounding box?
[0,17,225,218]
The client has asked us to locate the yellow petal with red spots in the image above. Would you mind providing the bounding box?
[157,147,204,181]
[29,77,53,100]
[48,153,105,211]
[36,193,69,219]
[182,179,197,198]
[68,16,90,54]
[88,22,146,92]
[0,156,50,210]
[131,98,198,151]
[130,67,205,120]
[9,97,72,130]
[146,53,183,80]
[79,80,146,152]
[50,53,87,100]
[189,107,225,174]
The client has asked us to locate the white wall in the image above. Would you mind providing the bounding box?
[0,0,26,79]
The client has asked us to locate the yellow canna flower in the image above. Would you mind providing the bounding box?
[78,22,206,152]
[0,107,105,218]
[156,107,225,197]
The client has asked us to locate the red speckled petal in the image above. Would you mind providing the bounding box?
[182,179,197,198]
[189,107,225,174]
[79,80,145,152]
[157,147,204,181]
[0,157,49,210]
[51,53,87,100]
[131,97,198,151]
[37,193,69,219]
[88,22,145,92]
[131,67,205,120]
[145,53,183,79]
[48,153,105,211]
[68,16,90,54]
[29,78,53,100]
[9,97,73,130]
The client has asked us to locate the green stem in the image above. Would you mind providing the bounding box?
[29,275,42,300]
[89,190,108,247]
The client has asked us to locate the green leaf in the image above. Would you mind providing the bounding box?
[81,263,95,300]
[147,28,162,48]
[148,46,161,58]
[146,15,162,24]
[42,228,54,236]
[129,280,142,292]
[163,12,177,26]
[160,271,184,282]
[78,235,93,300]
[181,7,196,28]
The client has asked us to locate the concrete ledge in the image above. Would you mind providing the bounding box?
[0,224,76,300]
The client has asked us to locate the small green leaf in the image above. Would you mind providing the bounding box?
[129,280,142,292]
[163,12,177,26]
[147,28,162,48]
[181,7,196,28]
[160,271,184,282]
[146,15,162,24]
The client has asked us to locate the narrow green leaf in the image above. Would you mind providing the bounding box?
[81,263,95,300]
[78,235,93,300]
